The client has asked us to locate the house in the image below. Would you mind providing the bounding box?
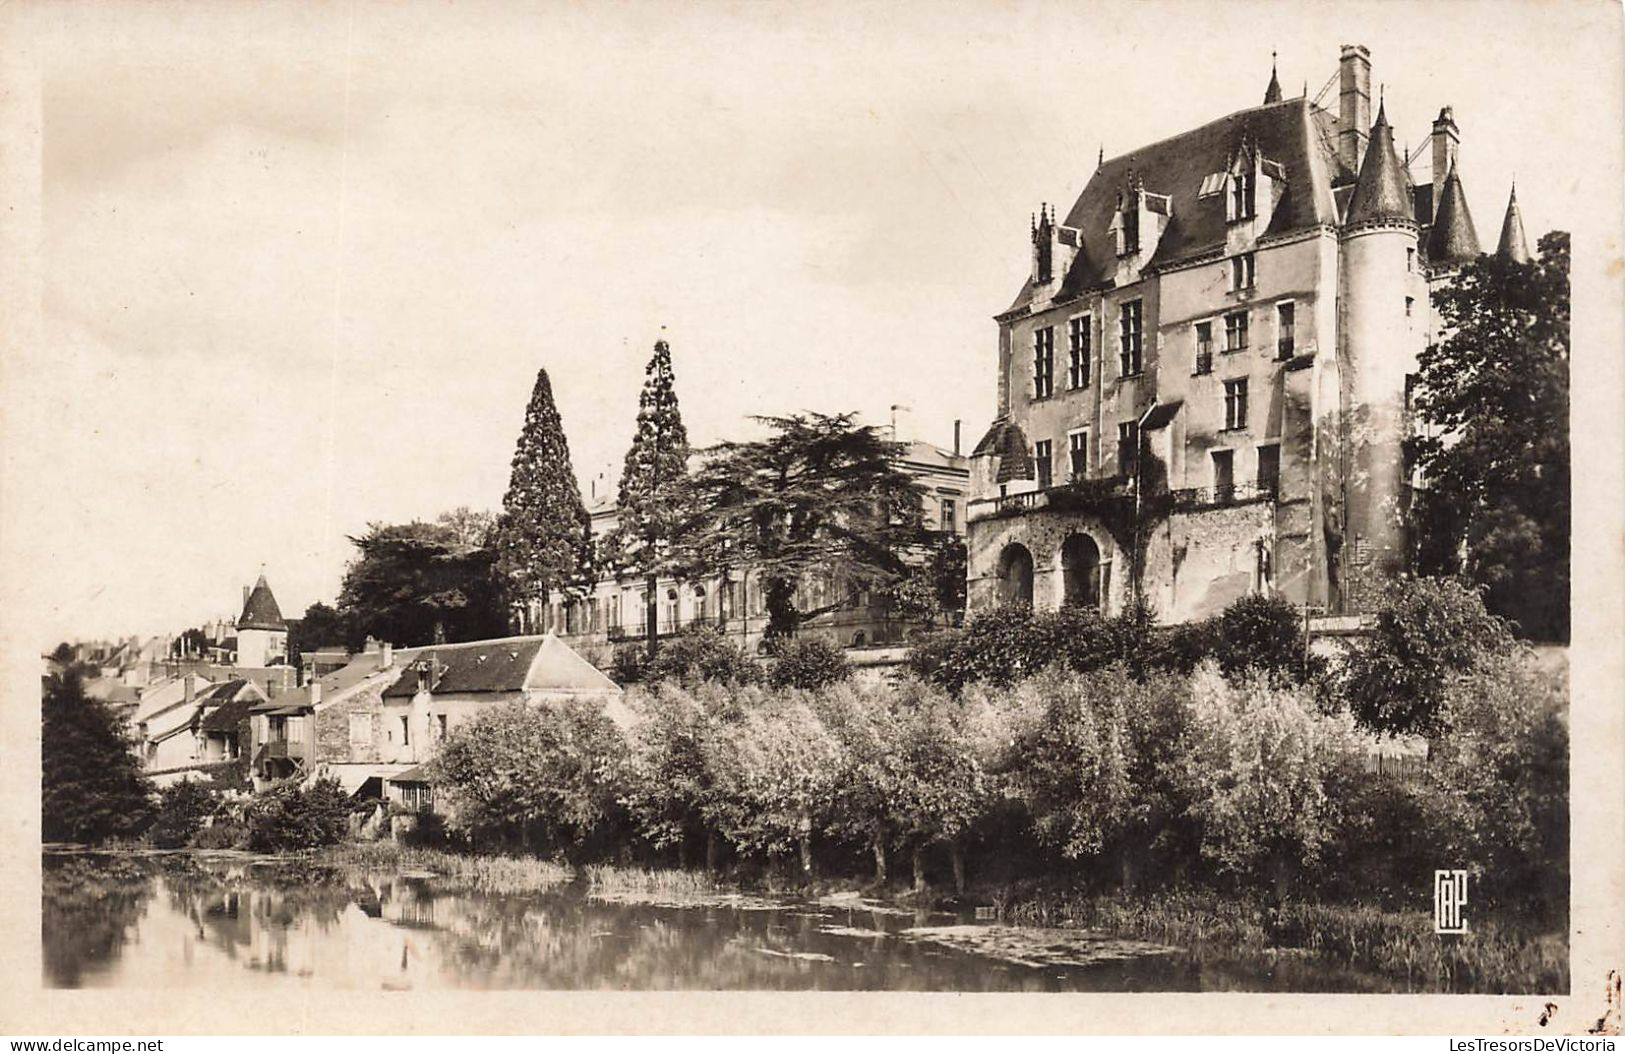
[260,634,624,805]
[137,677,267,782]
[966,43,1531,624]
[525,424,971,662]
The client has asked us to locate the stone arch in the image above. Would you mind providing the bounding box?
[1061,532,1104,610]
[997,543,1035,606]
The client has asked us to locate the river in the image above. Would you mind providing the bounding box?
[42,849,1384,992]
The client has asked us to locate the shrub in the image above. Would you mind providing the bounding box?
[245,777,352,852]
[191,820,249,850]
[766,636,849,689]
[151,780,220,849]
[610,642,648,684]
[1212,593,1307,681]
[1343,576,1520,737]
[621,682,732,858]
[640,626,763,688]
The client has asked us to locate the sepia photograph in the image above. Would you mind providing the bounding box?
[3,0,1621,1036]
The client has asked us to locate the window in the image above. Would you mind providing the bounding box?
[1118,300,1143,376]
[939,498,956,532]
[1257,443,1280,494]
[1194,321,1214,374]
[1034,440,1053,489]
[400,715,410,747]
[1067,316,1091,388]
[1198,172,1226,197]
[348,714,370,751]
[1118,421,1139,476]
[1224,378,1249,430]
[1068,430,1089,479]
[1033,326,1055,398]
[401,783,433,813]
[1121,201,1140,255]
[1229,252,1255,290]
[1406,247,1415,273]
[1224,310,1249,351]
[1276,302,1295,359]
[1230,170,1255,220]
[436,713,448,739]
[1212,449,1235,500]
[1405,296,1415,318]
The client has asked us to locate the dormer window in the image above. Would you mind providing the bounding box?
[1229,170,1256,221]
[1121,202,1140,256]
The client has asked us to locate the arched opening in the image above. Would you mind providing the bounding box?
[997,543,1035,606]
[1062,533,1103,609]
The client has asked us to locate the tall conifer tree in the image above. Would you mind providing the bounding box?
[496,368,591,615]
[607,339,692,657]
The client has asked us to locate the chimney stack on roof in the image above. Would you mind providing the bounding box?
[381,641,393,669]
[1338,44,1372,175]
[1431,107,1460,220]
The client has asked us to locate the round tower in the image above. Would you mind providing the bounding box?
[1337,100,1422,609]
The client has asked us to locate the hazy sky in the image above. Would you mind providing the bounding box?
[7,0,1614,643]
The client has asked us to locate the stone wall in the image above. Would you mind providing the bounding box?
[1142,499,1276,622]
[313,682,389,766]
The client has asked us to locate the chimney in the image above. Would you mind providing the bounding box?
[184,674,195,705]
[381,641,393,669]
[267,676,280,700]
[953,419,962,456]
[1338,44,1372,174]
[889,404,913,443]
[1431,106,1459,216]
[310,679,322,707]
[363,635,380,654]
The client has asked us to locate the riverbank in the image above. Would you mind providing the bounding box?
[305,842,1565,993]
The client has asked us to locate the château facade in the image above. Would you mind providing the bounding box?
[967,43,1530,622]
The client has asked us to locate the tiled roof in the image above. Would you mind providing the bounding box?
[971,419,1035,483]
[1425,166,1480,264]
[1345,102,1414,227]
[238,575,287,631]
[1004,97,1339,315]
[388,764,430,784]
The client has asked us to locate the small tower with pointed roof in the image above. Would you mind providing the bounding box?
[1339,96,1425,601]
[1497,183,1531,263]
[1426,164,1482,268]
[1263,52,1283,105]
[236,573,289,669]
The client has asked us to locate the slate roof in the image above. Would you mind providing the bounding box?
[388,764,431,784]
[238,575,287,631]
[1497,184,1531,263]
[1345,102,1414,227]
[381,634,618,699]
[1004,97,1341,316]
[1425,166,1481,264]
[198,695,256,733]
[1141,401,1184,431]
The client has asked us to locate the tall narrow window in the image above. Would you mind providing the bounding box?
[939,498,957,532]
[1067,315,1091,388]
[1229,252,1255,290]
[1224,378,1249,430]
[1117,421,1139,477]
[1224,310,1249,351]
[1068,430,1089,480]
[1405,296,1415,318]
[1212,449,1235,501]
[1122,201,1140,255]
[1257,443,1280,494]
[1194,321,1214,374]
[1230,170,1255,220]
[1034,440,1053,489]
[1118,300,1143,376]
[1276,302,1295,359]
[1033,326,1055,398]
[400,716,410,747]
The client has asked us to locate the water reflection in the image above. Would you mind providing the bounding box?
[43,851,1371,992]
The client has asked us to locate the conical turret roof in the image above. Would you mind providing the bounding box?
[1496,183,1531,263]
[1345,101,1414,227]
[1263,53,1283,104]
[1426,164,1481,264]
[238,574,287,632]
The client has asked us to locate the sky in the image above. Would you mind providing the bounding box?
[5,0,1616,644]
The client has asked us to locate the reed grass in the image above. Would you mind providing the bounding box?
[313,843,574,893]
[581,863,719,894]
[1001,887,1567,993]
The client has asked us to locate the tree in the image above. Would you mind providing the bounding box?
[288,601,349,666]
[151,780,221,849]
[620,682,731,869]
[765,636,849,690]
[494,367,592,608]
[1342,576,1518,739]
[431,698,628,855]
[683,413,927,640]
[605,340,694,658]
[41,671,155,844]
[336,519,509,647]
[244,777,351,851]
[885,533,968,628]
[1410,231,1569,641]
